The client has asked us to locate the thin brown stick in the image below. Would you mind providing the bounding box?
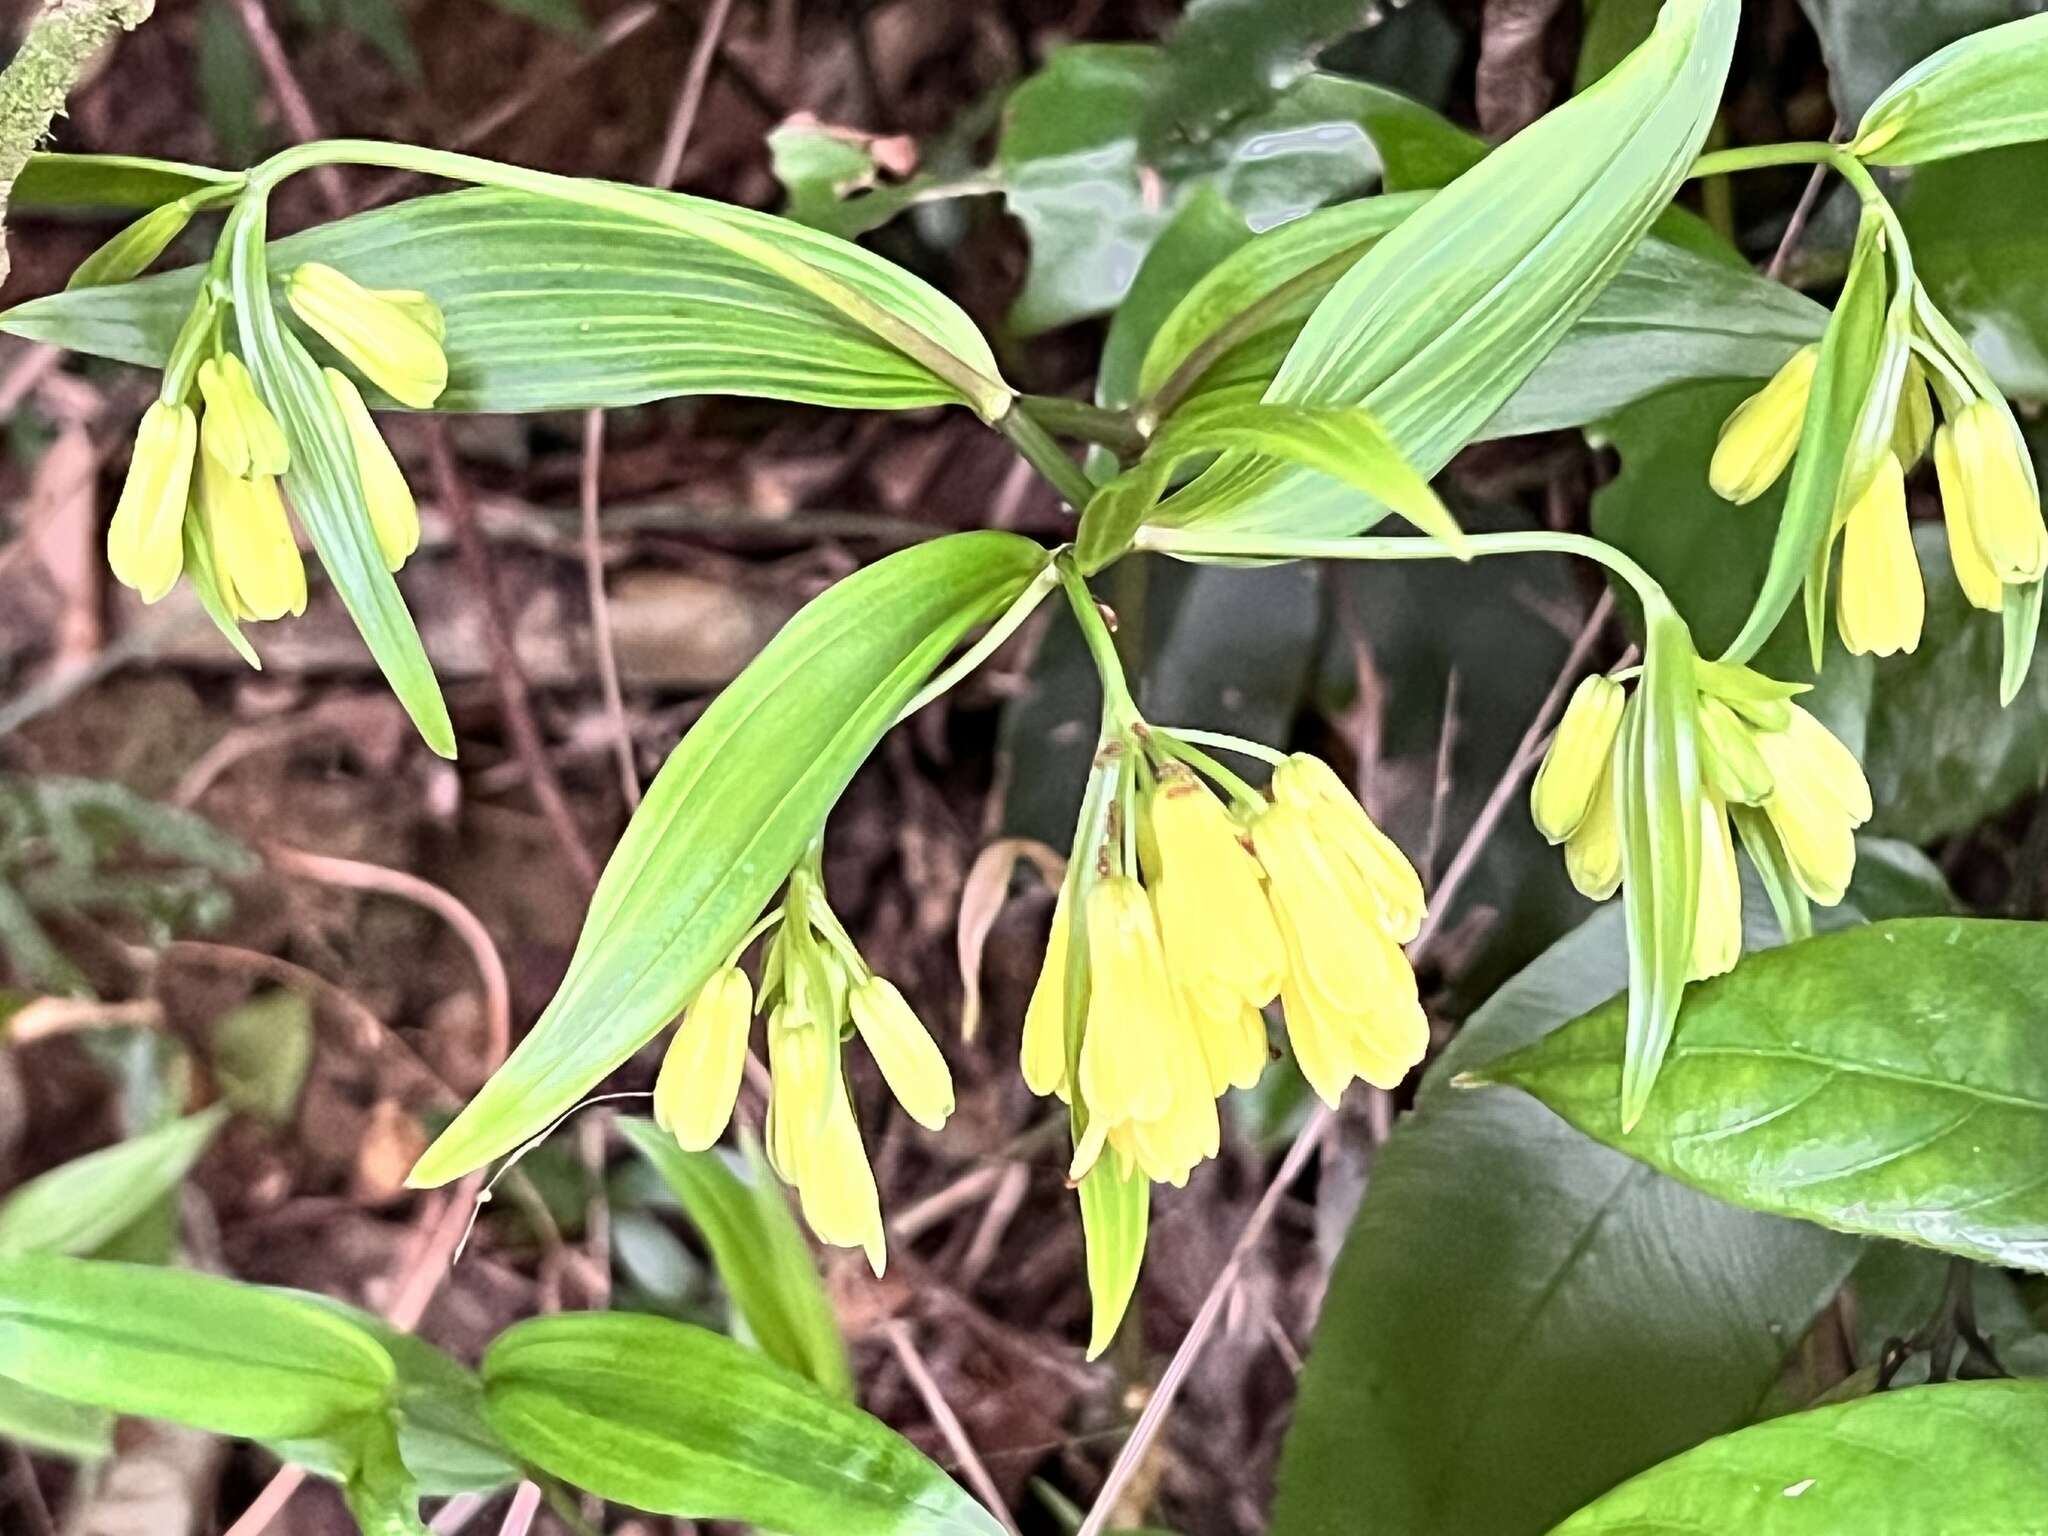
[424,422,600,891]
[496,1484,544,1536]
[1766,121,1841,284]
[4,1443,55,1536]
[231,0,348,215]
[651,0,740,189]
[885,1321,1020,1536]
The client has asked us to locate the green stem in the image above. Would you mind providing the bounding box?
[1158,725,1287,768]
[1686,141,1838,179]
[245,139,1013,421]
[1150,730,1265,809]
[1018,395,1149,457]
[1139,526,1672,618]
[1058,557,1143,730]
[1000,404,1100,511]
[894,557,1062,722]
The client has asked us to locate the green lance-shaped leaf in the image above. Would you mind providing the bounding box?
[1150,0,1739,539]
[1546,1380,2048,1534]
[0,1254,396,1440]
[0,1103,227,1257]
[1078,1155,1149,1362]
[409,532,1048,1188]
[1473,918,2048,1272]
[4,184,1004,417]
[1075,401,1461,573]
[12,151,241,209]
[0,1374,114,1461]
[481,1311,1008,1536]
[1852,15,2048,168]
[616,1119,852,1398]
[1722,208,1892,670]
[227,202,455,757]
[1614,605,1702,1129]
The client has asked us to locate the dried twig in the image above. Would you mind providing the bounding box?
[885,1321,1019,1536]
[230,0,348,215]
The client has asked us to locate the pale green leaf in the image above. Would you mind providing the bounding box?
[1079,1156,1148,1361]
[11,151,239,209]
[1853,14,2048,166]
[0,1104,226,1257]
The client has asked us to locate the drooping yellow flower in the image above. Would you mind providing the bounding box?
[1103,1016,1218,1188]
[1836,452,1924,657]
[1270,753,1425,942]
[1564,761,1622,901]
[1181,978,1269,1096]
[1254,801,1426,1104]
[1710,345,1819,505]
[195,354,289,479]
[1073,877,1177,1153]
[1946,401,2047,587]
[1751,705,1871,906]
[1148,769,1284,1006]
[1020,889,1071,1100]
[1695,696,1775,807]
[197,447,306,622]
[1531,673,1626,843]
[288,263,448,409]
[108,400,197,603]
[1689,795,1742,982]
[1893,360,1935,471]
[848,977,953,1132]
[323,369,421,572]
[794,1082,887,1276]
[1935,423,2006,612]
[653,966,754,1151]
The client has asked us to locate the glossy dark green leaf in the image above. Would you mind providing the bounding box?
[1547,1380,2048,1533]
[227,204,455,758]
[0,1373,114,1460]
[410,533,1047,1187]
[1478,918,2048,1272]
[1153,0,1740,539]
[481,1311,1007,1535]
[0,1104,226,1257]
[0,1254,394,1439]
[1852,14,2048,166]
[616,1119,852,1397]
[998,46,1423,334]
[3,185,1001,415]
[11,151,239,209]
[1272,904,1859,1536]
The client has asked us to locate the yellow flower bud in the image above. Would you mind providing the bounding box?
[1074,878,1178,1142]
[323,368,421,572]
[848,976,953,1132]
[1531,674,1626,843]
[108,400,197,603]
[653,967,754,1151]
[1020,889,1071,1100]
[1563,764,1621,901]
[1270,753,1425,942]
[196,354,290,479]
[1754,705,1871,906]
[1935,423,2006,612]
[1892,360,1934,471]
[1689,796,1742,982]
[1710,345,1818,505]
[795,1082,886,1276]
[1949,400,2047,585]
[1835,453,1924,658]
[287,262,448,408]
[1182,980,1268,1096]
[1255,802,1426,1104]
[197,447,306,623]
[1696,696,1774,807]
[1150,769,1284,1006]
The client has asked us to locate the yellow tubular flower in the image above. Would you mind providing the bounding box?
[287,263,448,408]
[323,369,421,572]
[1689,796,1743,982]
[1074,878,1177,1154]
[1149,771,1284,1004]
[1753,705,1871,906]
[1270,754,1425,941]
[1935,424,2007,612]
[1950,400,2048,585]
[1183,980,1269,1096]
[795,1083,887,1276]
[764,1005,823,1182]
[198,448,306,622]
[1531,674,1626,843]
[1893,361,1934,471]
[1836,453,1925,658]
[108,401,197,603]
[848,976,954,1132]
[1020,890,1071,1099]
[1564,763,1623,901]
[1255,802,1426,1103]
[1710,345,1819,505]
[1111,1019,1218,1188]
[1696,697,1775,807]
[195,354,289,479]
[653,967,754,1151]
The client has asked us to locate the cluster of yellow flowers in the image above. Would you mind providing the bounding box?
[1532,659,1871,976]
[1023,750,1427,1189]
[1711,338,2046,657]
[105,263,446,618]
[653,872,953,1273]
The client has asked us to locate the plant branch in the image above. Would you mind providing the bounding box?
[1016,395,1149,457]
[998,403,1099,511]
